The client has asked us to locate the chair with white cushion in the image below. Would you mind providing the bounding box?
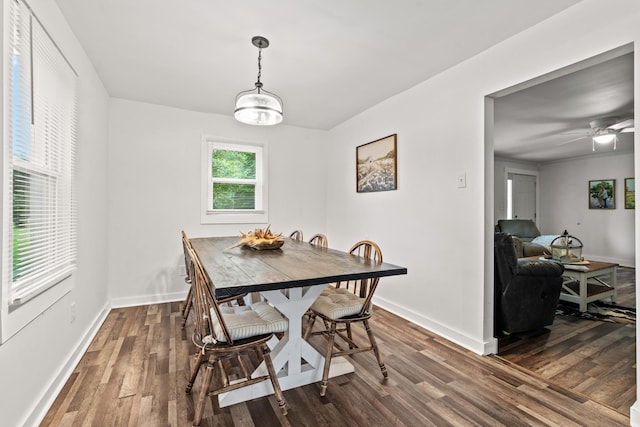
[303,240,387,396]
[181,231,245,327]
[184,245,288,426]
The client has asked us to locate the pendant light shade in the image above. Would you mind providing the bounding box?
[234,36,283,126]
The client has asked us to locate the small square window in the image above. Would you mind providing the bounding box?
[201,138,268,224]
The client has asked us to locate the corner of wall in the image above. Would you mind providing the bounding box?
[373,295,491,355]
[25,301,111,427]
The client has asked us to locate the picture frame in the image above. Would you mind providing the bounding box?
[356,134,397,193]
[625,177,635,209]
[588,179,615,209]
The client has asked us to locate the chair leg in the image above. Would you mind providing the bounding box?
[303,313,317,340]
[192,361,215,426]
[364,319,387,379]
[346,323,354,349]
[182,286,193,327]
[320,322,337,396]
[261,345,288,415]
[186,351,205,393]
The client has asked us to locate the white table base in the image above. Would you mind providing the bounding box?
[217,284,354,407]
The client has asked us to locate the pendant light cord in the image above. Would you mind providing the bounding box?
[256,47,263,92]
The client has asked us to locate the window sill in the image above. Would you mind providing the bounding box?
[200,210,268,225]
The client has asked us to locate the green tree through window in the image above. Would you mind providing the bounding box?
[212,149,257,209]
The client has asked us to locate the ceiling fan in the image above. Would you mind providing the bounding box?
[559,115,635,151]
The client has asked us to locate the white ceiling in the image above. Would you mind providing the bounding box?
[493,49,634,163]
[53,0,583,130]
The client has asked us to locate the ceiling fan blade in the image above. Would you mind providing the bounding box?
[620,127,634,133]
[559,130,591,136]
[609,118,634,130]
[558,135,588,145]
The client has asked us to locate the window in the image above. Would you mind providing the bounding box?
[2,0,78,340]
[201,138,268,224]
[507,177,513,219]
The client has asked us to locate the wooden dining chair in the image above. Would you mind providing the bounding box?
[289,230,304,241]
[303,240,387,396]
[180,231,195,327]
[181,231,246,327]
[184,245,288,426]
[308,233,328,248]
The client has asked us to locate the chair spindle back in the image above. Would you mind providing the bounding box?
[289,230,304,241]
[185,245,234,344]
[309,233,328,248]
[336,240,383,315]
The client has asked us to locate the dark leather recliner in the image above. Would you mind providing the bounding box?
[494,232,564,336]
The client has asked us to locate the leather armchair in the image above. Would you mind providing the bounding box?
[494,232,564,336]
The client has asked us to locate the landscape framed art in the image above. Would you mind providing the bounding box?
[588,179,615,209]
[356,134,397,193]
[625,177,635,209]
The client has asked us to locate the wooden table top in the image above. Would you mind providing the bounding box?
[522,256,618,273]
[190,236,408,298]
[564,259,618,272]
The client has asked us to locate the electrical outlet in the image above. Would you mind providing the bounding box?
[70,302,77,324]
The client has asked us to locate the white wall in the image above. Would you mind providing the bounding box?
[540,152,635,266]
[325,0,640,363]
[0,0,110,426]
[107,99,328,306]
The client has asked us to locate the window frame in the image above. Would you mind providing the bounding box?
[200,136,268,224]
[1,0,78,343]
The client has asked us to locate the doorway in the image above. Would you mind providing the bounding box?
[506,170,538,222]
[486,44,635,415]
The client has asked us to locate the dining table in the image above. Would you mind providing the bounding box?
[189,235,407,407]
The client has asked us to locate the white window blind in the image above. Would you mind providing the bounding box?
[5,0,78,306]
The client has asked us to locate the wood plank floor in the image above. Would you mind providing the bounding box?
[41,299,631,426]
[498,267,636,417]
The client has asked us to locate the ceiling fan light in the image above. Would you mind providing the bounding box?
[593,134,616,144]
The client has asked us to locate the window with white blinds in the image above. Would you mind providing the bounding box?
[4,0,78,307]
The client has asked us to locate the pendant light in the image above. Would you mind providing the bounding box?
[234,36,283,126]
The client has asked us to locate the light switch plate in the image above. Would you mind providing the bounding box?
[457,173,466,188]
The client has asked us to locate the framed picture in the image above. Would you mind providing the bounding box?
[625,177,635,209]
[588,179,615,209]
[356,134,397,193]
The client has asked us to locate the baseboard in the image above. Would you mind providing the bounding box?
[373,295,498,355]
[23,292,184,426]
[110,291,185,308]
[25,302,111,427]
[631,401,640,426]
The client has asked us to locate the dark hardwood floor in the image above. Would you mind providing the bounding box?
[41,297,631,426]
[498,267,636,417]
